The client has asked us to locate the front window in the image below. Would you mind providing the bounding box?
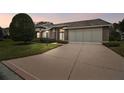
[37,32,40,38]
[59,29,64,40]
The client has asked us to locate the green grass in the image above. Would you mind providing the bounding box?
[107,41,124,57]
[0,39,60,61]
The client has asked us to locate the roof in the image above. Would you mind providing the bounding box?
[35,19,112,31]
[35,22,54,31]
[55,19,112,28]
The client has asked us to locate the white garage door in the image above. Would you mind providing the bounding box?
[69,28,102,42]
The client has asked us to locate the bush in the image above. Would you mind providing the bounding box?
[40,38,56,43]
[32,38,41,43]
[103,42,120,47]
[57,40,68,44]
[109,30,121,41]
[109,35,121,41]
[9,13,35,43]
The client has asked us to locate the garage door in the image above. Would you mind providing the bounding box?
[68,28,102,42]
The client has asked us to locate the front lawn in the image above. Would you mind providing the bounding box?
[0,39,60,61]
[103,41,124,57]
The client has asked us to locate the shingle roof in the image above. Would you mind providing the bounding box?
[55,19,111,28]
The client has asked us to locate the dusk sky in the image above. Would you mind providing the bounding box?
[0,13,124,28]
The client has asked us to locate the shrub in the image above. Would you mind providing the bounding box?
[103,42,120,47]
[109,30,121,41]
[57,40,68,44]
[40,38,56,43]
[9,13,35,43]
[32,38,41,43]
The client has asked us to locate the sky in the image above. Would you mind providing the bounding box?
[0,13,124,28]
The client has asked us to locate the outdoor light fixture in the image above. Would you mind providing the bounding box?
[46,31,49,34]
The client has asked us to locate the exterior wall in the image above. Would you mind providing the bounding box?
[50,30,56,39]
[64,29,68,40]
[55,28,60,40]
[42,31,50,38]
[49,30,53,39]
[102,27,110,41]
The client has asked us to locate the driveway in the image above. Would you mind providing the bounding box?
[2,43,124,80]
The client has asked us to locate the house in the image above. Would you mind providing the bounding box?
[36,19,112,42]
[2,27,9,38]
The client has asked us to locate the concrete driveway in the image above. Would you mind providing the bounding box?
[2,43,124,80]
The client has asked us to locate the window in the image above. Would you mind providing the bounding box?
[59,29,64,40]
[37,32,40,38]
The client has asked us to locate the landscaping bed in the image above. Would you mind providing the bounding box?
[103,41,124,57]
[0,39,60,61]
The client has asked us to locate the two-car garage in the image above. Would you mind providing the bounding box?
[68,28,103,42]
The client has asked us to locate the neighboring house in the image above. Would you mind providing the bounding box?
[116,29,124,40]
[36,19,112,43]
[0,27,10,40]
[121,32,124,40]
[2,27,9,38]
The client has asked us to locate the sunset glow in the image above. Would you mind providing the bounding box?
[0,13,124,28]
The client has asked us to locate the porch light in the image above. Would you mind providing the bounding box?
[46,31,49,33]
[60,29,64,32]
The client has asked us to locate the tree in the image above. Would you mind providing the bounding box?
[113,23,119,30]
[9,13,35,43]
[118,19,124,33]
[0,27,3,41]
[36,21,53,25]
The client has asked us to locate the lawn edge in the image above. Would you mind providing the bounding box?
[103,44,124,57]
[1,44,62,61]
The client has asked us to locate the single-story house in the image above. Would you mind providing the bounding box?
[36,19,112,42]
